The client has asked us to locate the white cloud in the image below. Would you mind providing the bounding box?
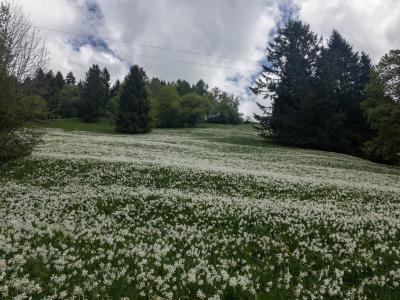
[295,0,400,62]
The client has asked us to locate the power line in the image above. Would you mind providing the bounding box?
[36,25,260,65]
[43,39,256,73]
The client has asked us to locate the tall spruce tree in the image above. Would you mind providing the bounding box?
[252,20,322,145]
[101,67,110,108]
[116,65,151,133]
[253,22,372,155]
[54,71,65,91]
[79,64,105,122]
[175,79,192,96]
[47,71,65,117]
[316,31,371,154]
[65,71,76,85]
[110,79,121,98]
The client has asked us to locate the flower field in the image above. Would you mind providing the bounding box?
[1,124,400,299]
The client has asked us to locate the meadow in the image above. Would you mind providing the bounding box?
[1,123,400,299]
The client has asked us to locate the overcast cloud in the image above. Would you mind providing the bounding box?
[17,0,400,117]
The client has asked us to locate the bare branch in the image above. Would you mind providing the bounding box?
[0,1,49,81]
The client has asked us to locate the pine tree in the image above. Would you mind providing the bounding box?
[316,31,371,154]
[79,64,105,122]
[116,65,151,133]
[110,79,121,98]
[101,67,110,107]
[46,71,65,117]
[175,79,192,96]
[193,79,208,96]
[65,71,76,85]
[32,68,47,98]
[54,71,65,91]
[252,20,322,145]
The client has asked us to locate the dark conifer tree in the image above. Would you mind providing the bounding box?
[193,79,208,96]
[110,79,121,98]
[33,68,47,99]
[101,67,110,107]
[116,65,151,133]
[54,71,65,91]
[316,31,371,154]
[252,20,322,145]
[253,22,372,155]
[175,79,192,96]
[79,64,105,122]
[65,71,76,85]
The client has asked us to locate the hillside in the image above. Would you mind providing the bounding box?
[1,124,400,299]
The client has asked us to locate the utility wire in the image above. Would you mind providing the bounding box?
[36,25,260,64]
[44,38,256,73]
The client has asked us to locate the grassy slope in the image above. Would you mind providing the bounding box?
[42,118,117,134]
[1,122,400,299]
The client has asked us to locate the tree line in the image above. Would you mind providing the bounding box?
[20,65,243,133]
[253,20,399,164]
[0,1,242,161]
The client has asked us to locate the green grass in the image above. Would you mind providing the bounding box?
[42,118,117,134]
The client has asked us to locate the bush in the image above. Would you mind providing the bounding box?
[0,127,43,162]
[154,86,182,128]
[0,75,45,161]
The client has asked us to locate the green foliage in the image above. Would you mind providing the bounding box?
[78,65,109,122]
[314,31,372,154]
[105,94,120,118]
[56,84,80,118]
[362,55,400,164]
[0,127,43,161]
[0,72,44,161]
[253,21,372,156]
[0,3,45,162]
[20,95,48,122]
[65,71,76,85]
[116,65,151,133]
[253,20,322,144]
[175,79,192,96]
[154,86,182,128]
[181,92,210,127]
[208,88,243,125]
[193,79,208,96]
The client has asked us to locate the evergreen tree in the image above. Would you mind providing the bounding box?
[252,22,372,155]
[56,84,80,118]
[54,71,65,91]
[105,79,121,118]
[32,68,47,99]
[362,50,400,164]
[101,67,110,107]
[193,79,208,96]
[252,20,321,144]
[79,64,105,122]
[65,71,76,85]
[110,79,121,98]
[116,65,151,133]
[316,31,371,154]
[175,79,192,96]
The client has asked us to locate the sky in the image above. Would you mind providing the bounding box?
[17,0,400,117]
